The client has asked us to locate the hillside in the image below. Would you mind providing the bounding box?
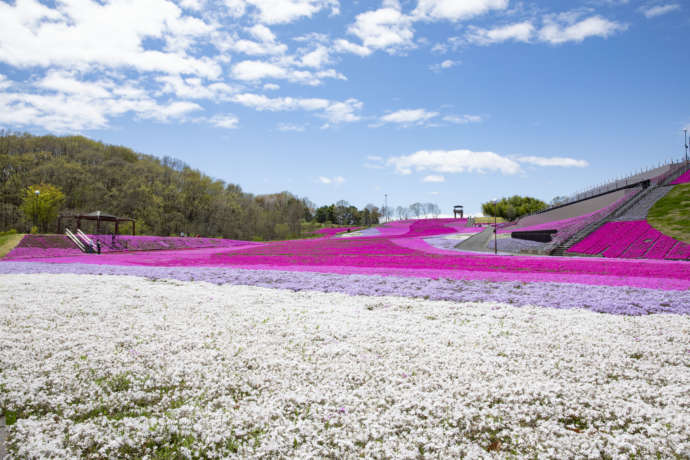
[648,183,690,243]
[0,132,313,241]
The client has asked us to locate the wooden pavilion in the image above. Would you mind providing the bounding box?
[453,205,464,219]
[57,211,136,235]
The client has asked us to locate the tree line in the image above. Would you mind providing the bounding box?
[0,132,374,240]
[313,201,381,226]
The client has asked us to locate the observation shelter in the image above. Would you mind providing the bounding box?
[57,211,136,235]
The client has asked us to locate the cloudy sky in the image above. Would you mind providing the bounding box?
[1,0,688,215]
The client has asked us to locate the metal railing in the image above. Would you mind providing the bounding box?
[561,158,684,207]
[65,228,86,252]
[513,158,685,224]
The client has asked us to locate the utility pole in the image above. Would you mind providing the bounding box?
[493,199,498,255]
[384,194,388,223]
[33,189,40,232]
[683,129,688,171]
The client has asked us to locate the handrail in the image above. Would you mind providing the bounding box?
[65,228,86,252]
[76,229,95,248]
[513,158,685,223]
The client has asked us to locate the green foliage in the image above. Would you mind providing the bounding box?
[313,201,380,225]
[481,196,547,221]
[19,183,65,233]
[648,183,690,243]
[0,132,314,240]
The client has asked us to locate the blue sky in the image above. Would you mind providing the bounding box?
[0,0,688,216]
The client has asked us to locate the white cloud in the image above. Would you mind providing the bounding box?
[413,0,509,22]
[422,175,445,182]
[230,59,343,85]
[516,156,589,168]
[245,0,340,24]
[0,79,202,132]
[0,0,220,78]
[348,5,415,53]
[380,108,438,125]
[364,155,385,169]
[466,22,535,45]
[248,24,276,42]
[300,45,331,68]
[231,93,328,111]
[209,114,239,129]
[232,61,287,81]
[277,122,306,132]
[263,83,280,90]
[39,71,112,99]
[323,98,362,123]
[388,149,522,175]
[443,114,483,124]
[333,39,372,57]
[640,3,680,18]
[217,24,287,56]
[156,75,236,100]
[180,0,204,11]
[317,175,345,184]
[230,38,288,56]
[223,0,247,17]
[230,93,361,123]
[539,15,627,44]
[430,59,459,71]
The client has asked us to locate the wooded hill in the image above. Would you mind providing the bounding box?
[0,132,343,240]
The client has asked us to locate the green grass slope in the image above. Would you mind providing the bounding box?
[0,233,23,258]
[648,183,690,243]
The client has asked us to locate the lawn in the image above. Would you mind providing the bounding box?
[0,233,22,258]
[648,183,690,243]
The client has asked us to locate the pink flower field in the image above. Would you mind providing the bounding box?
[670,169,690,184]
[568,220,690,261]
[4,219,690,291]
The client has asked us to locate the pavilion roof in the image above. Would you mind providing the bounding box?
[60,211,134,221]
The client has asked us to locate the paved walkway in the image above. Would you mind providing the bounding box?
[454,227,494,251]
[613,186,672,221]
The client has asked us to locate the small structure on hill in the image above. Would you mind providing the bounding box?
[453,205,464,219]
[57,211,136,235]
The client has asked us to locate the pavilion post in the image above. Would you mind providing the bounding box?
[115,220,119,235]
[77,218,81,231]
[132,221,135,235]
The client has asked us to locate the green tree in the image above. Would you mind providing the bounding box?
[481,195,547,221]
[20,184,65,233]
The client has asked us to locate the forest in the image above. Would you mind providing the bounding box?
[0,132,381,240]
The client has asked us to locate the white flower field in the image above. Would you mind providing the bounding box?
[1,274,689,458]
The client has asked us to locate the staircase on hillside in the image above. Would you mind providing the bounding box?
[550,163,687,257]
[611,186,673,221]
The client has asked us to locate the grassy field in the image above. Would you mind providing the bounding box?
[0,233,23,258]
[648,183,690,243]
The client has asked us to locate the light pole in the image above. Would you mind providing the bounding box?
[492,198,498,255]
[34,189,40,232]
[384,193,388,223]
[683,129,688,171]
